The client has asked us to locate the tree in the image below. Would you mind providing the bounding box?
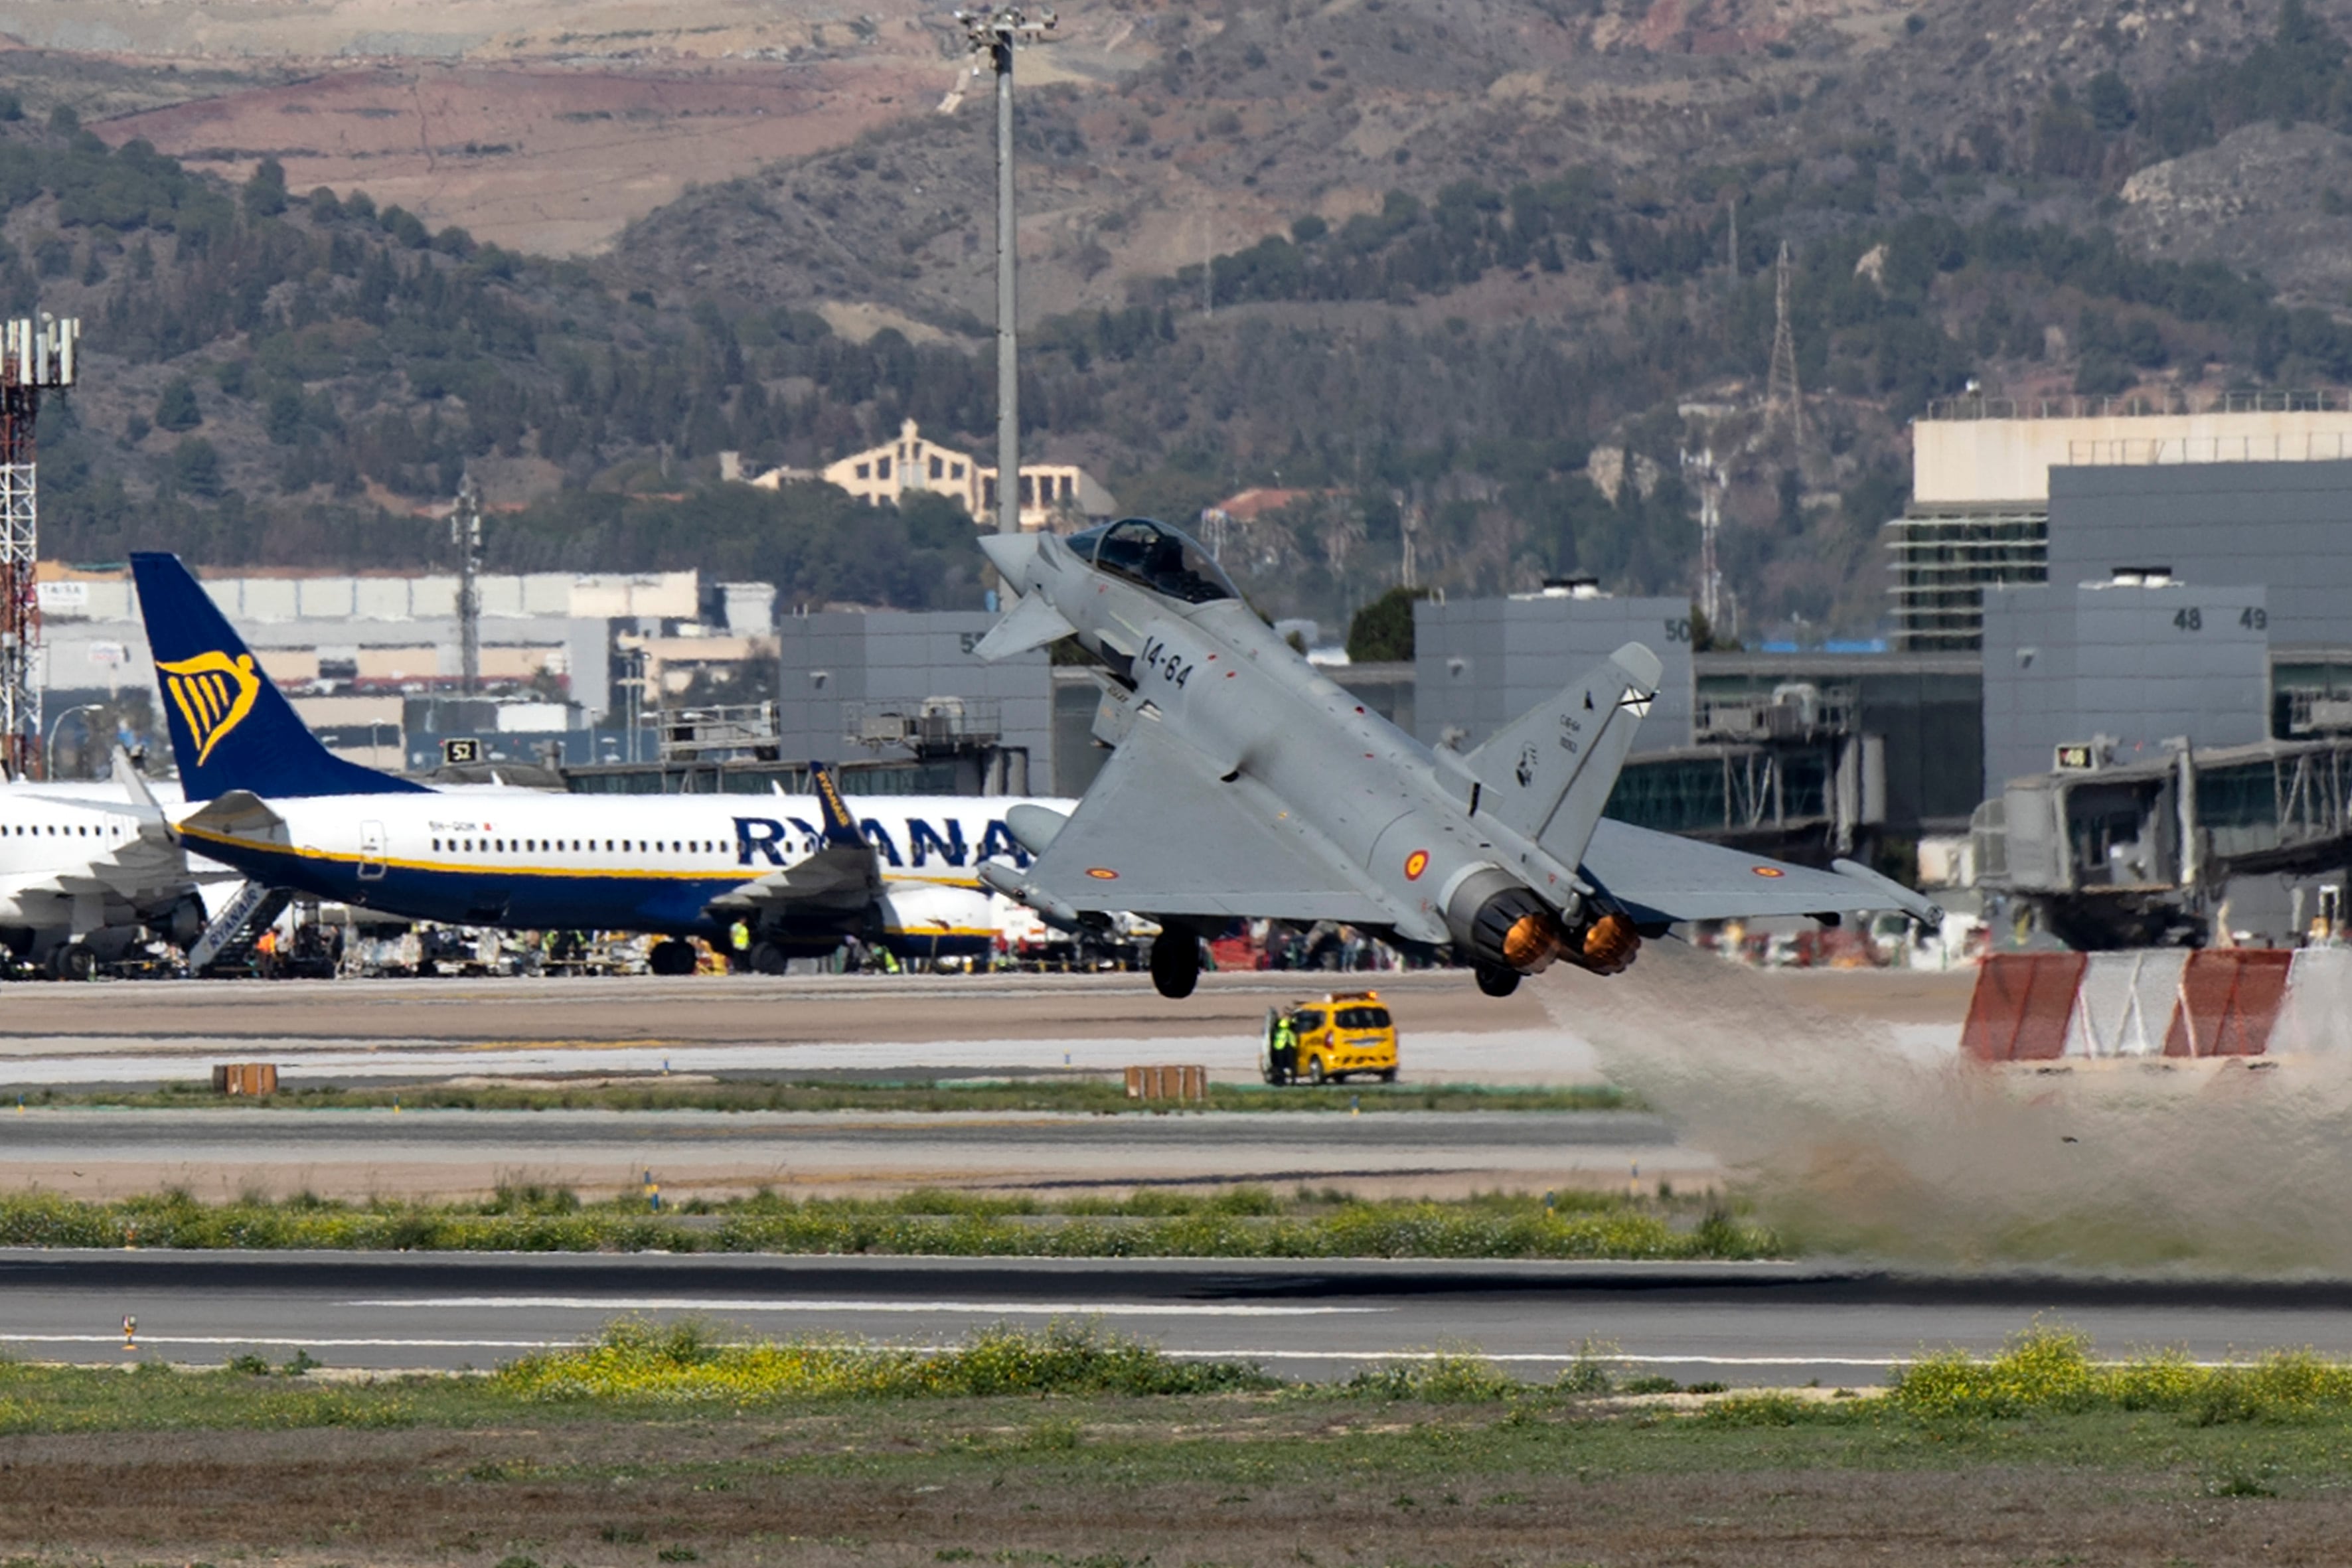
[2085,71,2136,135]
[243,157,287,218]
[1346,584,1430,663]
[153,378,201,431]
[172,436,222,497]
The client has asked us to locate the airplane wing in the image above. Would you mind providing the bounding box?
[1579,819,1942,926]
[1018,713,1405,925]
[706,846,879,917]
[704,761,882,921]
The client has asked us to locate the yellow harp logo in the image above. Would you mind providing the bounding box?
[157,651,262,766]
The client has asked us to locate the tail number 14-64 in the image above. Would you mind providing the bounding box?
[1138,636,1194,688]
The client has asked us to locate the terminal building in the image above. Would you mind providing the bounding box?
[1885,396,2352,650]
[32,562,766,773]
[1980,571,2270,799]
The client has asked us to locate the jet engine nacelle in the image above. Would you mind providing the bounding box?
[157,894,206,951]
[1443,866,1640,978]
[876,882,996,956]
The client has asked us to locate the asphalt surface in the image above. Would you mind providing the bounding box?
[0,1107,1708,1201]
[6,1249,2347,1385]
[0,967,1969,1088]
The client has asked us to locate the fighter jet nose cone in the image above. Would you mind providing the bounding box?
[1610,641,1665,691]
[979,532,1042,586]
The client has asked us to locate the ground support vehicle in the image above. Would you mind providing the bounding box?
[1260,990,1399,1084]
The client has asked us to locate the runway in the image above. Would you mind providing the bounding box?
[0,967,1970,1088]
[0,1107,1707,1200]
[4,1249,2345,1385]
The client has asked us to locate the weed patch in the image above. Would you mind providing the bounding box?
[492,1319,1276,1405]
[0,1186,1777,1261]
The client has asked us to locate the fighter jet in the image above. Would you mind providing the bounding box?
[969,516,1940,1000]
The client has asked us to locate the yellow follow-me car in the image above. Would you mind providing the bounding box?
[1261,990,1399,1085]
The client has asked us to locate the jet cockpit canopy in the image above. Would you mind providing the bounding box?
[1067,518,1237,605]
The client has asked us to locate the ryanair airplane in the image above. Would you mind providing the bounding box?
[130,552,1070,975]
[0,759,232,978]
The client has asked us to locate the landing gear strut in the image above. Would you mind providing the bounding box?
[1473,962,1521,998]
[1148,929,1201,1000]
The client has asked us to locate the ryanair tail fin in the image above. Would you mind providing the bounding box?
[1463,641,1662,868]
[130,552,429,802]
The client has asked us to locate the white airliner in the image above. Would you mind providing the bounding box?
[130,552,1069,975]
[0,757,223,978]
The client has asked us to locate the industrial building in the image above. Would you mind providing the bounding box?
[1886,396,2352,650]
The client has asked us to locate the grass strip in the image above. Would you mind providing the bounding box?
[0,1184,1774,1259]
[7,1078,1636,1115]
[3,1321,2349,1445]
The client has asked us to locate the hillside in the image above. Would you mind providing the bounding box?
[11,0,2352,639]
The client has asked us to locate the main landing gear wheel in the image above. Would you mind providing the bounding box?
[1474,963,1522,998]
[47,943,95,982]
[1148,930,1201,1000]
[749,940,789,976]
[648,938,699,977]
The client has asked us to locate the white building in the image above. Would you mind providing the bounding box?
[742,420,1117,532]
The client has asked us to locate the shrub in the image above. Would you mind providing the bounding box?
[1343,1354,1518,1403]
[1890,1324,2352,1423]
[493,1319,1272,1405]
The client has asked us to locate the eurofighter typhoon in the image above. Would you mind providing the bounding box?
[971,517,1941,1000]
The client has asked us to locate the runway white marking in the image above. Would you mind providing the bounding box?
[343,1295,1389,1317]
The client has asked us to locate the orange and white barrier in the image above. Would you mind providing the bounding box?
[1962,949,2352,1063]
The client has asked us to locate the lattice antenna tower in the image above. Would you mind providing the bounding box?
[0,315,78,780]
[1765,240,1805,454]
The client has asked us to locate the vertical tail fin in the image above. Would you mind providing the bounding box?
[1463,641,1662,867]
[130,552,428,801]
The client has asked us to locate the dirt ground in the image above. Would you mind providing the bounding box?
[0,1409,2328,1567]
[94,57,944,257]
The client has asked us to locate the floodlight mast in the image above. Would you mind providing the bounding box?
[955,5,1057,536]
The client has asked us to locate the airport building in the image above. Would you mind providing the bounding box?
[771,609,1052,796]
[32,562,779,773]
[1411,582,1696,755]
[1885,396,2352,650]
[1980,571,2270,797]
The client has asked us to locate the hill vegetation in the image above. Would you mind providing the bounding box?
[13,1,2352,636]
